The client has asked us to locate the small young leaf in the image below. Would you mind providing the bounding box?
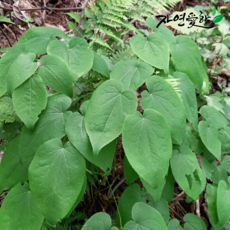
[168,219,183,230]
[117,184,146,227]
[38,55,73,97]
[0,183,43,230]
[130,33,169,73]
[12,74,47,130]
[110,59,154,91]
[29,139,86,225]
[123,202,167,230]
[183,213,207,230]
[82,212,119,230]
[0,16,14,24]
[200,105,229,130]
[85,79,137,155]
[122,109,172,189]
[92,52,110,76]
[141,76,186,144]
[212,7,216,16]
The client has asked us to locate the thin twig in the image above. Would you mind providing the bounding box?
[0,26,12,47]
[196,198,201,217]
[172,191,185,202]
[42,0,46,26]
[75,0,89,37]
[2,6,83,12]
[108,176,126,199]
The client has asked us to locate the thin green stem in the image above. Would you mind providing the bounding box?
[106,178,122,229]
[73,81,85,95]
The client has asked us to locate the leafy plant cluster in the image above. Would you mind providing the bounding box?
[0,15,230,230]
[66,0,180,49]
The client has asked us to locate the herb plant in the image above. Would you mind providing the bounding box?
[0,16,230,230]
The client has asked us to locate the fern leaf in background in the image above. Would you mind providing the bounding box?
[66,0,180,49]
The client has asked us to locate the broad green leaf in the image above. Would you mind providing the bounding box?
[161,167,175,202]
[66,112,116,171]
[173,72,198,130]
[0,183,43,230]
[200,105,229,130]
[146,17,175,44]
[141,76,186,143]
[47,38,94,80]
[0,136,30,193]
[122,109,172,189]
[206,184,223,230]
[117,184,146,227]
[12,74,47,130]
[149,199,169,224]
[0,16,14,24]
[217,180,230,225]
[170,145,205,200]
[7,52,38,94]
[85,79,137,155]
[168,219,183,230]
[29,139,86,225]
[16,27,65,55]
[169,36,204,90]
[183,213,207,230]
[47,40,69,64]
[68,37,94,79]
[92,52,110,76]
[110,60,154,91]
[130,33,169,73]
[201,57,210,95]
[0,45,25,96]
[20,94,71,162]
[199,121,221,160]
[220,126,230,153]
[123,155,138,185]
[123,202,167,230]
[82,212,119,230]
[38,55,73,97]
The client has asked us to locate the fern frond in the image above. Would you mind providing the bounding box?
[110,47,136,65]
